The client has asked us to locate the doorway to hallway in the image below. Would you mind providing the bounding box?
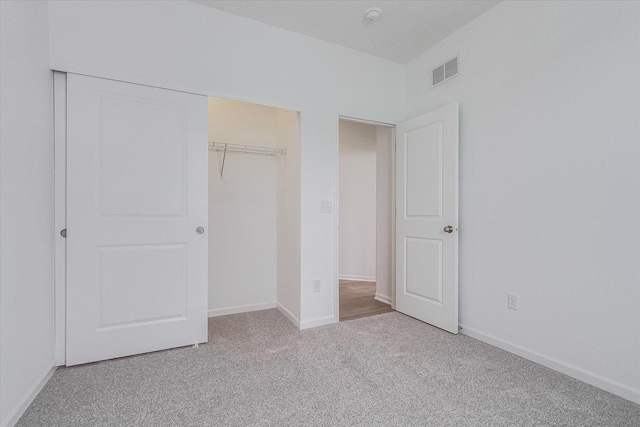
[339,280,393,321]
[337,118,394,322]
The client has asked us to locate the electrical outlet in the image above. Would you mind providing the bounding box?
[320,201,332,213]
[507,293,518,311]
[313,279,321,292]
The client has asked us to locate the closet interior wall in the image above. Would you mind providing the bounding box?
[208,97,300,323]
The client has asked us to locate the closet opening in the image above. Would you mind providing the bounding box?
[208,97,301,327]
[338,118,394,322]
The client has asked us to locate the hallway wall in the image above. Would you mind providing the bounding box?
[339,120,377,282]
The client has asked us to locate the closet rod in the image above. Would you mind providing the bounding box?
[208,141,287,156]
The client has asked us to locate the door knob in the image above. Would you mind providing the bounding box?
[196,227,205,235]
[443,225,454,233]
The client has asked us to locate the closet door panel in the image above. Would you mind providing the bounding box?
[66,74,208,366]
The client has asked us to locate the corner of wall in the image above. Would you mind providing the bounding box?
[0,364,56,427]
[1,1,56,424]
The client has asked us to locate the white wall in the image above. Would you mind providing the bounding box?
[208,98,279,316]
[0,1,56,425]
[276,110,302,323]
[376,126,394,305]
[47,0,405,329]
[339,121,377,282]
[406,0,640,402]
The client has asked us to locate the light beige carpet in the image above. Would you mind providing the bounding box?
[18,309,640,426]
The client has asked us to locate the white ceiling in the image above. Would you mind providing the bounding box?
[190,0,500,64]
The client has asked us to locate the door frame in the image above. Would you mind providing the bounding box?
[334,116,397,324]
[53,71,67,365]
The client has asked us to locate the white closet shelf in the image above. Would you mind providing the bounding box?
[210,141,286,180]
[208,141,287,156]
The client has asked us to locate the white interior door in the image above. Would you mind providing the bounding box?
[395,102,459,334]
[66,74,208,366]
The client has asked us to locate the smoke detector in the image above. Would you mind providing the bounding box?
[365,7,382,22]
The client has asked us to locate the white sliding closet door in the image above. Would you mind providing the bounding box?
[66,74,208,366]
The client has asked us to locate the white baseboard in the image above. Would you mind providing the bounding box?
[299,315,336,330]
[1,363,56,427]
[459,324,640,405]
[339,275,376,282]
[208,301,276,318]
[374,293,392,305]
[277,303,299,328]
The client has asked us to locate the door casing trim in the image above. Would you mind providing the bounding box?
[53,71,67,366]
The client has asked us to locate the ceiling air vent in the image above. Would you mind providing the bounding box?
[431,56,459,88]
